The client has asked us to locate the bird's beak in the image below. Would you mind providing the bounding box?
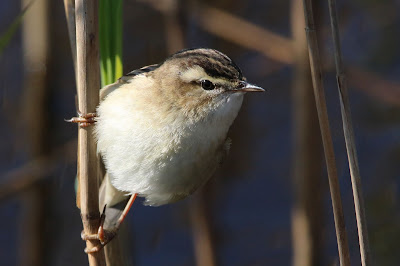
[235,81,265,92]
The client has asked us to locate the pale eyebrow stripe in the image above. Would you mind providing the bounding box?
[180,66,233,86]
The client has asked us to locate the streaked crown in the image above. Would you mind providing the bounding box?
[165,48,244,81]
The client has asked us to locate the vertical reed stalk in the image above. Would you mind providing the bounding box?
[290,0,323,265]
[75,0,106,264]
[19,0,49,265]
[63,0,77,79]
[327,1,371,265]
[190,189,217,266]
[301,0,351,265]
[66,0,128,263]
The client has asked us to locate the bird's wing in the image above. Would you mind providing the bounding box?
[99,82,121,101]
[99,63,160,101]
[123,63,159,77]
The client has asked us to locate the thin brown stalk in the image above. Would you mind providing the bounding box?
[19,0,50,264]
[75,0,105,264]
[190,186,217,266]
[65,1,127,263]
[164,12,185,54]
[301,0,351,265]
[63,0,77,78]
[290,0,323,265]
[154,0,185,54]
[327,1,371,265]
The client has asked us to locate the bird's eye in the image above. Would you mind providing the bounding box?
[201,80,215,90]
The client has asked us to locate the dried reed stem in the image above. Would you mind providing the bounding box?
[301,0,351,265]
[63,0,77,79]
[65,1,127,263]
[75,0,106,264]
[290,0,323,265]
[19,0,50,263]
[327,1,371,265]
[190,188,217,266]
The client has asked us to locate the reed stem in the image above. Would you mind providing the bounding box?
[301,0,351,264]
[75,0,106,264]
[327,1,371,265]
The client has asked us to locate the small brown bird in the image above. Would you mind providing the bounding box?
[79,48,264,252]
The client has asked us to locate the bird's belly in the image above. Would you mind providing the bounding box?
[107,130,223,206]
[146,145,217,201]
[97,90,243,206]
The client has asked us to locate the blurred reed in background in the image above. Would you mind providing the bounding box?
[0,0,399,265]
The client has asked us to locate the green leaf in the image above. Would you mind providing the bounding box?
[0,1,34,55]
[99,0,123,87]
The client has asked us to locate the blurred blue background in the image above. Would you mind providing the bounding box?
[0,0,399,265]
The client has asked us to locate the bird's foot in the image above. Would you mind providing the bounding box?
[80,205,118,253]
[65,111,97,127]
[80,194,137,253]
[81,228,118,253]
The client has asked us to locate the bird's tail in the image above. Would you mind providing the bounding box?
[99,173,130,229]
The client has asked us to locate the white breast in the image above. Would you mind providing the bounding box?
[95,80,243,206]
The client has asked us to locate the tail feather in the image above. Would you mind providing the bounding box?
[99,173,130,229]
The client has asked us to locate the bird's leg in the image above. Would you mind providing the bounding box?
[81,193,138,253]
[65,111,97,127]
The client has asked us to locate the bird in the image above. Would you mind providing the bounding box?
[75,48,264,252]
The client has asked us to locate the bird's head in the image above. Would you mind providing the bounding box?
[153,48,264,120]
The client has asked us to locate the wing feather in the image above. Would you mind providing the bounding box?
[124,63,159,77]
[99,63,159,101]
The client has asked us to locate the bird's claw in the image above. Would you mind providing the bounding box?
[65,111,97,127]
[84,245,102,254]
[80,205,118,253]
[80,229,117,253]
